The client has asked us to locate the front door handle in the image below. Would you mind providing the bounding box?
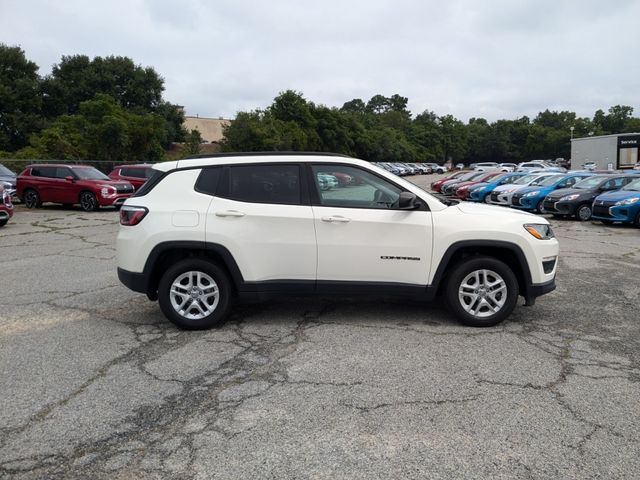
[321,216,351,223]
[215,210,245,217]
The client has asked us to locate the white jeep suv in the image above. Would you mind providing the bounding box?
[117,153,558,329]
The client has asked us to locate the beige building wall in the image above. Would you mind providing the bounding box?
[183,116,231,143]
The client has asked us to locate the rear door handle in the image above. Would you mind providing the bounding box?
[321,216,351,223]
[215,210,245,217]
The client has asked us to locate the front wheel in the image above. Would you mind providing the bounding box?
[634,211,640,228]
[534,200,546,214]
[0,219,7,227]
[80,191,99,212]
[576,204,592,221]
[158,259,231,330]
[445,256,519,327]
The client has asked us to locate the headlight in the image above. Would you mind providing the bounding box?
[524,191,540,197]
[559,194,580,201]
[1,181,11,189]
[614,197,640,206]
[524,223,554,240]
[100,186,116,197]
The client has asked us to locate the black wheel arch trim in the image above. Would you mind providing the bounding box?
[429,240,545,303]
[120,239,554,305]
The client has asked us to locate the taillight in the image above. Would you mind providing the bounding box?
[120,206,148,226]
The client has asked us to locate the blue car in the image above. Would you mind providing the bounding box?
[510,172,593,213]
[592,177,640,227]
[467,172,529,203]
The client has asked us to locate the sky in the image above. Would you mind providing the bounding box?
[1,0,639,122]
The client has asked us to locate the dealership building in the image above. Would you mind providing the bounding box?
[570,132,639,170]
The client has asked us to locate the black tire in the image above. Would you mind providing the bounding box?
[484,194,491,203]
[79,191,99,212]
[634,211,640,228]
[158,258,232,330]
[444,256,519,327]
[0,219,7,227]
[575,203,592,221]
[24,189,41,208]
[534,200,546,214]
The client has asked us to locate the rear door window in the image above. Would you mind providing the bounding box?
[224,165,301,205]
[30,166,57,178]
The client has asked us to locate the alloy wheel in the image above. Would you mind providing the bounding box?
[169,271,220,320]
[458,269,507,318]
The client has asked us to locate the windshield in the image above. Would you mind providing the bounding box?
[514,174,538,185]
[623,178,640,191]
[574,176,605,189]
[0,165,15,176]
[73,167,110,180]
[531,174,558,186]
[537,175,564,187]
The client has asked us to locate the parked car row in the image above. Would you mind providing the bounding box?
[374,162,449,176]
[433,169,640,227]
[0,162,154,227]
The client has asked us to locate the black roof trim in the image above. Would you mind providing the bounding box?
[183,151,354,160]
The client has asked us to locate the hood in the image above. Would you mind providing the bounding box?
[545,187,584,200]
[595,190,640,202]
[493,183,527,193]
[0,173,16,184]
[455,201,542,220]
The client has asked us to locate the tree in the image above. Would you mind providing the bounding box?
[340,98,366,113]
[183,129,203,156]
[41,55,165,117]
[594,105,634,134]
[0,44,44,151]
[30,94,167,162]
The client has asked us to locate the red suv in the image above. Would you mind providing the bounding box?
[0,185,14,227]
[17,164,135,211]
[108,164,153,190]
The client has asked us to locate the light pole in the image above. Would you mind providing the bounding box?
[570,126,574,140]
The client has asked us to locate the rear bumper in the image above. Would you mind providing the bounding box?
[117,267,148,293]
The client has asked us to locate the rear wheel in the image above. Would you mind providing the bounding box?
[576,204,592,221]
[79,191,98,212]
[445,256,519,327]
[24,189,41,208]
[158,258,232,330]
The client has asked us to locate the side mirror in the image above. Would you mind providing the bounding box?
[65,176,75,182]
[398,191,421,210]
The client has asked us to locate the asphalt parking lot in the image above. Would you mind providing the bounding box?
[1,175,639,479]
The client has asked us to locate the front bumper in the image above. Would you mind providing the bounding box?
[511,195,542,210]
[592,203,639,223]
[525,278,556,306]
[98,193,133,207]
[548,201,577,216]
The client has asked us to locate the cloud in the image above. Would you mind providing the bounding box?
[1,0,639,122]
